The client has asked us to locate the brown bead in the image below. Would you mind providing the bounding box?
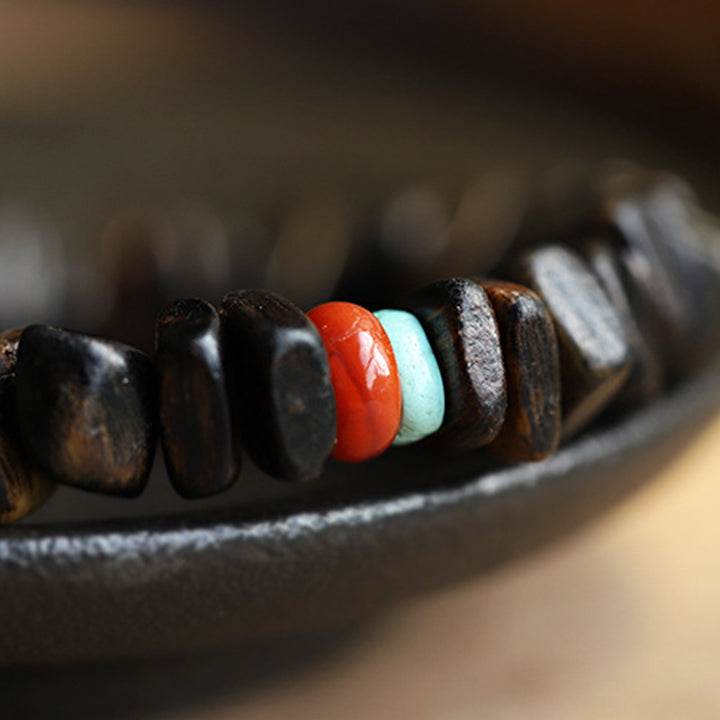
[583,238,664,411]
[633,176,720,373]
[519,164,720,377]
[402,278,506,448]
[511,246,631,439]
[481,281,561,461]
[156,298,239,498]
[585,170,680,293]
[15,326,158,497]
[0,329,55,524]
[0,328,22,380]
[604,195,690,375]
[221,290,336,482]
[562,166,720,375]
[0,429,55,525]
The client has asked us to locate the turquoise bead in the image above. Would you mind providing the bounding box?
[374,309,445,445]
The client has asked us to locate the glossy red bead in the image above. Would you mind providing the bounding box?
[308,302,401,462]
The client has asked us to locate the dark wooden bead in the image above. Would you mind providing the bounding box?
[15,326,158,497]
[636,177,720,372]
[0,429,55,524]
[0,328,22,381]
[156,298,239,499]
[608,196,694,376]
[567,166,720,375]
[520,164,720,377]
[402,278,506,448]
[0,329,55,524]
[589,172,687,351]
[480,281,561,461]
[220,290,336,482]
[510,246,631,439]
[583,239,664,411]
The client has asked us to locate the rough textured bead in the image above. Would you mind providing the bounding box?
[374,309,445,445]
[156,298,239,498]
[0,329,54,524]
[402,278,506,448]
[511,245,631,439]
[222,290,336,480]
[308,301,401,463]
[15,326,158,496]
[481,281,561,461]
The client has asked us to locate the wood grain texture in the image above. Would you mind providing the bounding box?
[15,326,157,497]
[511,245,631,439]
[221,290,336,482]
[403,278,506,448]
[0,329,54,524]
[481,280,561,461]
[156,298,239,499]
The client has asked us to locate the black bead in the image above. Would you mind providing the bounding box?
[518,163,720,378]
[583,238,664,411]
[565,166,720,375]
[220,290,336,482]
[15,326,158,497]
[156,298,239,499]
[511,245,631,438]
[634,176,720,373]
[402,278,506,448]
[481,281,561,461]
[605,194,692,375]
[0,329,54,524]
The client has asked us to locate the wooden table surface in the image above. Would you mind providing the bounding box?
[166,412,720,720]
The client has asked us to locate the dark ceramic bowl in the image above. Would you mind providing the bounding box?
[3,354,720,664]
[1,3,719,666]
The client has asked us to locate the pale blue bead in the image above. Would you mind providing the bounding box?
[374,309,445,445]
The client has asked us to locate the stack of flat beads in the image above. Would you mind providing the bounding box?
[0,168,718,524]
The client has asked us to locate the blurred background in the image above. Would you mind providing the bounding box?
[2,1,720,717]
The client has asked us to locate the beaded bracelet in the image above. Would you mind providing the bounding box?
[1,167,719,525]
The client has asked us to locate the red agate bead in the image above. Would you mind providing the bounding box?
[308,302,401,462]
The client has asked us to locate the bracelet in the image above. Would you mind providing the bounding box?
[1,164,718,525]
